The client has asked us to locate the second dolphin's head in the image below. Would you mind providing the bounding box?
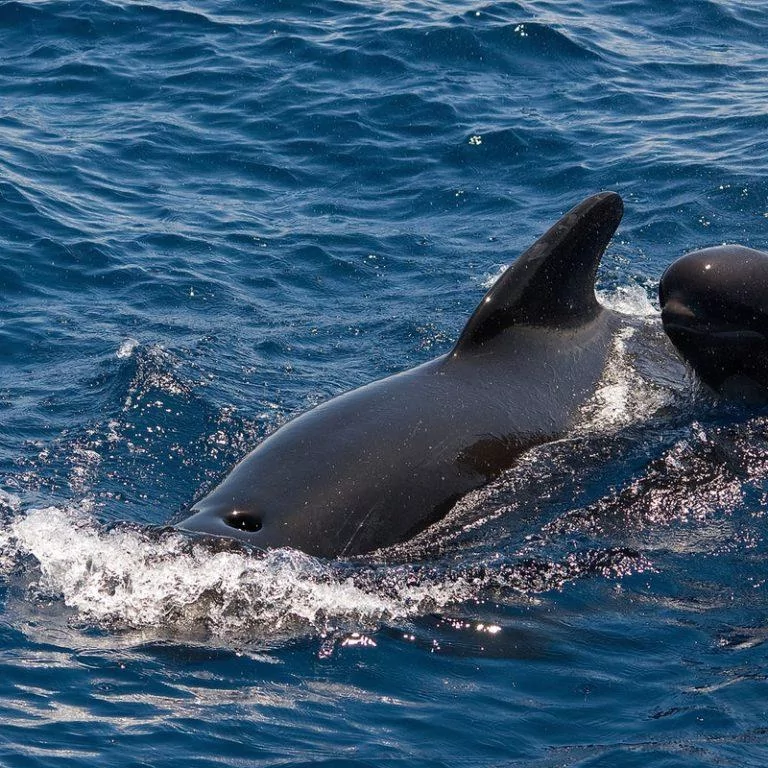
[659,245,768,401]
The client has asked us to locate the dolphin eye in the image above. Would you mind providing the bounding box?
[224,510,262,533]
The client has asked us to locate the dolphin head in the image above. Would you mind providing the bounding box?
[175,403,378,559]
[659,245,768,401]
[174,372,468,559]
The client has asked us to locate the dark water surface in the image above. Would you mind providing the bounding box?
[1,0,767,765]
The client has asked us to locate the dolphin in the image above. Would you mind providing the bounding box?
[660,244,768,402]
[176,192,625,558]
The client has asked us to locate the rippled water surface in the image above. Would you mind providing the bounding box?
[1,0,768,765]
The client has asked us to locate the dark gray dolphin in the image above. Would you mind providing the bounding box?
[176,192,625,558]
[660,245,768,402]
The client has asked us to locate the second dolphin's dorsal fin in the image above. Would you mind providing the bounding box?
[451,192,623,355]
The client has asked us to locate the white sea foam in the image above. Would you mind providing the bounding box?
[582,327,644,428]
[479,264,508,289]
[0,502,607,646]
[0,500,646,646]
[597,283,659,317]
[0,505,405,636]
[0,505,490,640]
[116,338,139,359]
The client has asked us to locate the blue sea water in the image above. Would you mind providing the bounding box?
[1,0,768,764]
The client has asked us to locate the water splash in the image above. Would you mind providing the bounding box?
[0,502,647,645]
[0,505,399,641]
[597,283,659,317]
[116,338,139,359]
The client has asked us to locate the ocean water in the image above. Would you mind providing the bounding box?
[1,0,768,764]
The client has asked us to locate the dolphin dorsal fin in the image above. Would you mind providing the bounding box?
[451,191,623,355]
